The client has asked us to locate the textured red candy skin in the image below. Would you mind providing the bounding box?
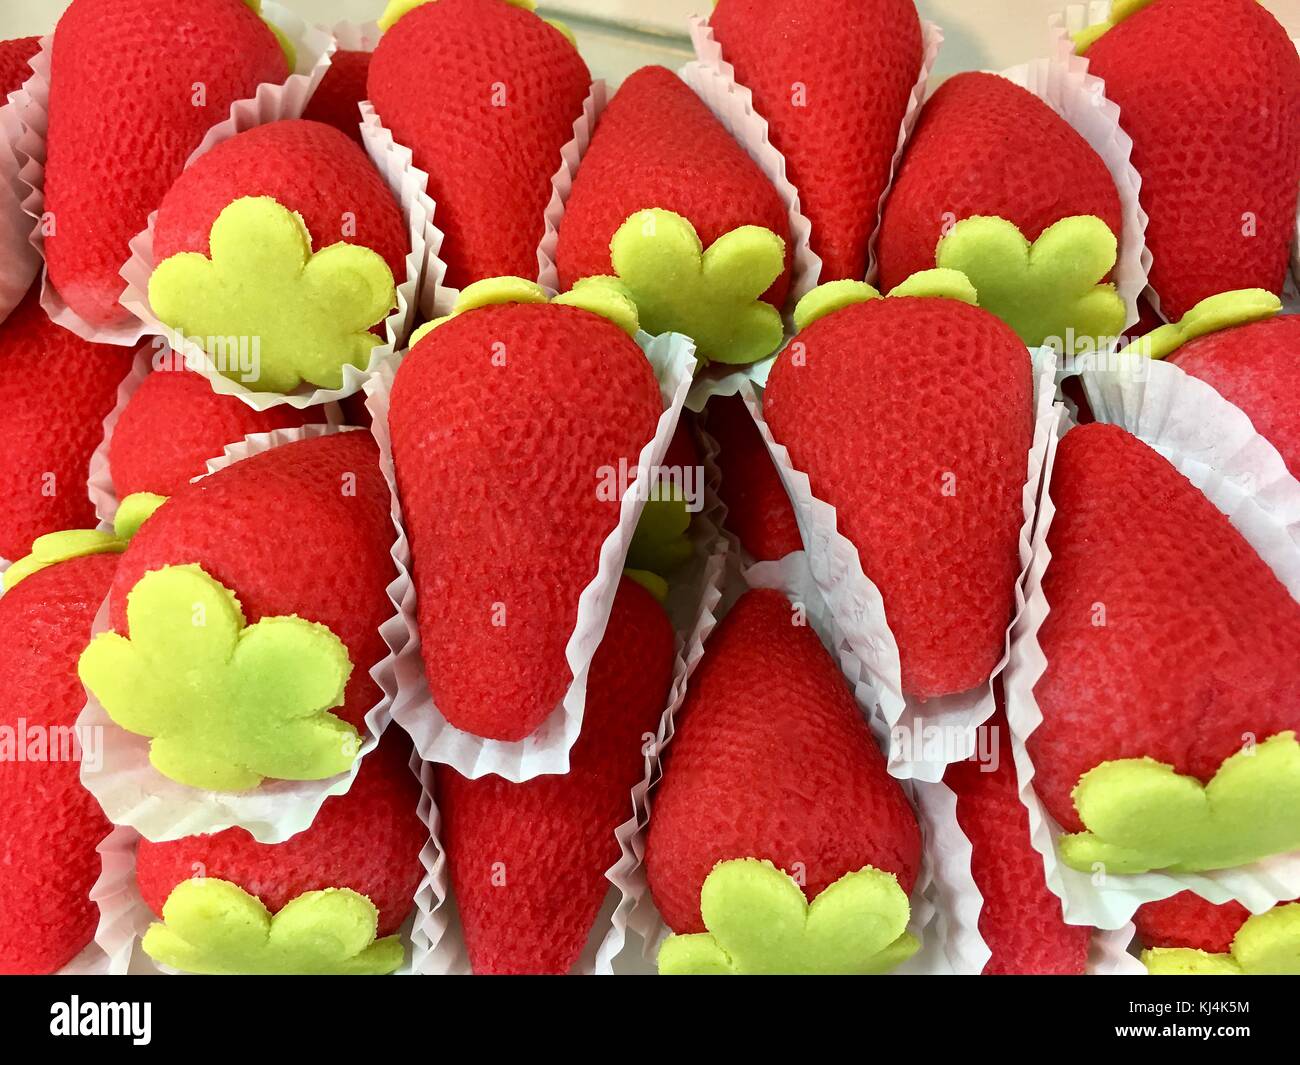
[437,578,674,974]
[389,303,661,741]
[152,119,408,283]
[0,284,133,559]
[109,365,321,498]
[645,588,921,934]
[763,297,1033,698]
[554,65,791,307]
[1028,424,1300,833]
[1085,0,1300,321]
[108,431,394,730]
[302,50,372,145]
[1169,315,1300,478]
[710,0,922,283]
[0,554,116,975]
[43,0,288,326]
[136,736,426,936]
[705,394,801,562]
[0,36,40,96]
[1133,891,1261,955]
[877,72,1123,292]
[946,719,1090,975]
[367,0,590,289]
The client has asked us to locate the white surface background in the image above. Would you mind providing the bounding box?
[4,1,1298,82]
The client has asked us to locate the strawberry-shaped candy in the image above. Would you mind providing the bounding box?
[388,279,661,742]
[368,0,590,288]
[645,588,922,974]
[1078,0,1300,320]
[705,394,801,562]
[0,547,117,973]
[146,118,407,395]
[762,280,1034,698]
[135,734,427,975]
[1159,303,1300,477]
[877,72,1125,346]
[1029,423,1300,875]
[438,577,674,974]
[78,431,395,792]
[1135,892,1300,975]
[0,36,39,95]
[554,65,791,365]
[0,283,133,559]
[945,718,1091,975]
[43,0,290,326]
[709,0,923,282]
[302,50,372,145]
[109,364,324,499]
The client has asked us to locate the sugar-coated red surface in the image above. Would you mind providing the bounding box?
[1169,315,1300,478]
[1134,892,1259,955]
[438,578,674,974]
[710,0,922,282]
[763,297,1033,698]
[0,554,116,974]
[0,35,40,97]
[108,431,394,730]
[302,49,372,146]
[367,0,590,288]
[644,588,921,934]
[705,394,802,562]
[110,366,321,498]
[136,735,426,936]
[0,284,134,559]
[1086,0,1300,319]
[152,119,408,282]
[555,65,791,306]
[388,303,661,741]
[43,0,287,325]
[1029,424,1300,832]
[877,71,1123,291]
[946,718,1091,975]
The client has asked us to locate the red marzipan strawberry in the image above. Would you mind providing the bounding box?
[1133,891,1270,955]
[108,431,394,731]
[367,0,590,288]
[437,577,674,974]
[388,302,661,741]
[43,0,289,326]
[302,49,372,146]
[153,118,408,283]
[945,716,1090,975]
[1028,423,1300,832]
[709,0,923,282]
[1083,0,1300,320]
[644,588,921,933]
[0,283,133,559]
[1168,314,1300,478]
[0,553,116,974]
[137,734,426,937]
[763,296,1033,698]
[705,393,801,562]
[108,365,323,499]
[877,71,1123,292]
[555,65,792,306]
[0,36,40,96]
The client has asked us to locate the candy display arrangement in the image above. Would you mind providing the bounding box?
[0,0,1298,978]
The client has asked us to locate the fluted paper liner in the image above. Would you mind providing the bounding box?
[0,71,39,325]
[77,423,415,844]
